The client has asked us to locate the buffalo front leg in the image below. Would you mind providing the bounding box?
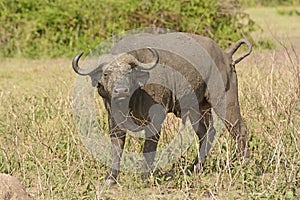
[104,115,126,185]
[142,132,161,178]
[104,131,126,185]
[142,104,165,178]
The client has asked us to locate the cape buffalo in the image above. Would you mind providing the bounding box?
[72,32,252,185]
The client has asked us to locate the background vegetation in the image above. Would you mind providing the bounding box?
[0,0,255,58]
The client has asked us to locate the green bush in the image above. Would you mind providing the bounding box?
[0,0,255,58]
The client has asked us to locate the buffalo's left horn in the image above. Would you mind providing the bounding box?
[72,52,98,75]
[132,47,159,70]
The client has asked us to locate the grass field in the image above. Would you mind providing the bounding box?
[246,6,300,50]
[0,6,300,199]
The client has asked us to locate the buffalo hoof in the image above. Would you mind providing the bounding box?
[142,171,153,183]
[244,148,250,159]
[240,151,251,165]
[103,177,117,186]
[236,147,250,161]
[186,162,204,176]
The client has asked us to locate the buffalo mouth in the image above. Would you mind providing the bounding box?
[112,94,130,102]
[114,96,129,101]
[111,95,131,111]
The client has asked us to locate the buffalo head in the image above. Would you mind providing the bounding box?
[72,48,159,101]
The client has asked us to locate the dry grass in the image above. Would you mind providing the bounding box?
[1,44,299,200]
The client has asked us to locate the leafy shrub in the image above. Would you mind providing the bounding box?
[0,0,255,58]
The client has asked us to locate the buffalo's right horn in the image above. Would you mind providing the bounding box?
[72,52,99,75]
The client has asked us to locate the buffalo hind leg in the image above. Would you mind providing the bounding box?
[188,106,216,174]
[223,104,250,159]
[220,77,250,159]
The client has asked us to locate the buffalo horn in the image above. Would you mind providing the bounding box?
[131,47,159,70]
[72,52,99,76]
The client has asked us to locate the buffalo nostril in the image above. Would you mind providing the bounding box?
[114,87,129,95]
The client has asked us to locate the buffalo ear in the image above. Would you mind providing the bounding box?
[89,69,102,87]
[134,69,149,86]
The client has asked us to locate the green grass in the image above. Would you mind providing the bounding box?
[246,6,300,49]
[1,6,300,200]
